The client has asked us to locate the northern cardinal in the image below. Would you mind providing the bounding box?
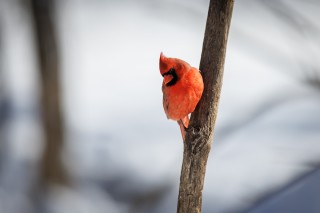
[159,52,204,141]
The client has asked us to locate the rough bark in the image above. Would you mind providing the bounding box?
[177,0,234,212]
[30,0,68,185]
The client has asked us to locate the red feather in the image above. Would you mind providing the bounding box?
[159,52,204,141]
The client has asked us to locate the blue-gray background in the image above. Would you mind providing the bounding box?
[0,0,320,212]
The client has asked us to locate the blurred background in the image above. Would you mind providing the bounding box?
[0,0,320,212]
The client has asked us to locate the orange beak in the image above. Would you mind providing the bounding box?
[163,74,174,84]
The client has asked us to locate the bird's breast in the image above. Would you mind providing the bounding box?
[162,70,203,120]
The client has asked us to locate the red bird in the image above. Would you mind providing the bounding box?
[159,52,204,141]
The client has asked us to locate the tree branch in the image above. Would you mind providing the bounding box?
[30,0,68,186]
[177,0,234,212]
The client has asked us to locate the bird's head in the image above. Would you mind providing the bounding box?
[159,52,190,86]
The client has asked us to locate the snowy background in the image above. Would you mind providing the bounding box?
[0,0,320,213]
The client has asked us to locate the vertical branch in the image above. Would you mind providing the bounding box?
[177,0,234,213]
[30,0,68,185]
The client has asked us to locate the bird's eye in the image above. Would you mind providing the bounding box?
[162,67,176,77]
[169,68,176,74]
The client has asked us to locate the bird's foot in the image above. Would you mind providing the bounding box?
[178,119,189,142]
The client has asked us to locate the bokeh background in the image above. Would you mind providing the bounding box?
[0,0,320,213]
